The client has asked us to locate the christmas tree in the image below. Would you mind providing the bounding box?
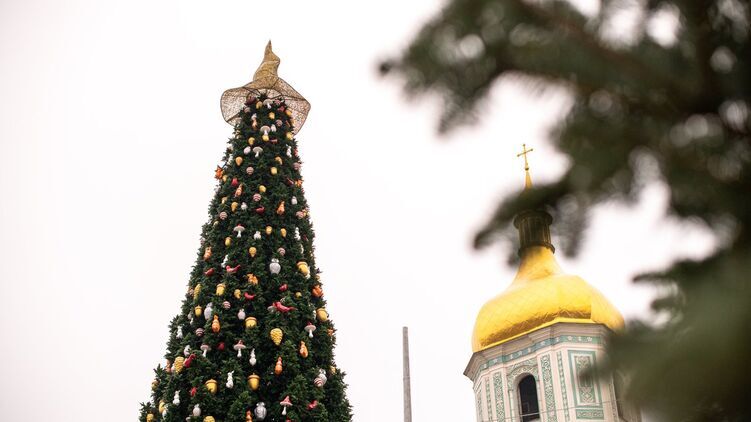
[139,42,351,422]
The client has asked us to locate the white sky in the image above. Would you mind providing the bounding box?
[0,0,714,421]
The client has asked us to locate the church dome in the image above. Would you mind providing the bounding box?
[471,209,624,353]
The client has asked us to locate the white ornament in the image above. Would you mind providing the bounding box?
[243,146,251,155]
[204,302,213,319]
[252,146,263,157]
[251,113,257,120]
[226,371,234,389]
[176,326,183,339]
[286,146,292,157]
[183,345,191,356]
[238,309,246,320]
[172,391,180,405]
[254,231,262,240]
[192,404,201,417]
[254,402,267,420]
[314,368,328,387]
[269,258,281,275]
[294,227,301,240]
[291,196,298,205]
[249,348,257,366]
[221,255,228,266]
[271,124,277,132]
[241,202,248,211]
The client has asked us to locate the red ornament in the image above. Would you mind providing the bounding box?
[255,207,265,214]
[184,354,196,368]
[226,265,241,274]
[231,177,239,187]
[204,268,215,276]
[244,292,256,301]
[307,400,318,410]
[218,342,225,351]
[279,283,288,292]
[273,301,295,313]
[190,386,197,397]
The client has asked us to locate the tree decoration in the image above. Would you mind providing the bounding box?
[205,379,218,394]
[314,368,327,387]
[254,402,267,420]
[211,315,221,333]
[201,343,211,357]
[304,322,316,338]
[246,410,253,422]
[269,258,281,275]
[279,396,293,416]
[172,391,180,405]
[192,405,201,417]
[216,283,226,296]
[245,316,257,329]
[174,356,185,373]
[238,308,246,320]
[296,261,310,277]
[234,340,246,357]
[204,417,215,422]
[274,357,283,375]
[249,348,257,366]
[312,284,323,298]
[249,246,257,257]
[316,308,329,322]
[270,328,283,345]
[234,224,246,237]
[222,300,231,309]
[246,273,259,285]
[204,303,213,319]
[248,374,260,391]
[226,371,234,389]
[299,341,309,358]
[276,201,285,214]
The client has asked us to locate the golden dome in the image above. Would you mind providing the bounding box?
[471,234,624,353]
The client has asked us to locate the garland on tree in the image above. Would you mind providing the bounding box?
[138,78,351,421]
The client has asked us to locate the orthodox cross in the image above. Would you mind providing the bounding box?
[516,143,534,189]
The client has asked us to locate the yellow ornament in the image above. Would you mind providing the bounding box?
[286,132,293,140]
[205,379,218,394]
[222,175,228,182]
[256,101,262,109]
[244,316,257,329]
[249,246,257,257]
[262,134,270,142]
[234,289,242,299]
[295,292,302,298]
[174,356,185,373]
[193,283,202,300]
[270,328,283,346]
[297,261,310,277]
[158,400,166,414]
[203,247,212,261]
[194,305,203,317]
[275,156,283,165]
[204,417,215,422]
[215,283,226,296]
[211,315,220,333]
[248,374,260,390]
[234,185,243,197]
[246,273,259,285]
[286,109,293,117]
[235,156,243,166]
[259,185,266,193]
[225,237,232,247]
[269,111,275,119]
[265,226,272,235]
[231,201,239,212]
[221,196,228,204]
[274,356,283,375]
[270,167,278,175]
[151,379,158,390]
[299,341,309,358]
[330,365,337,375]
[316,307,329,322]
[280,228,287,237]
[248,137,255,145]
[146,414,154,422]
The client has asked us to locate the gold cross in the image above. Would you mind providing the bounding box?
[516,143,534,171]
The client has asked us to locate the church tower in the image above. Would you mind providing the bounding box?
[465,146,640,422]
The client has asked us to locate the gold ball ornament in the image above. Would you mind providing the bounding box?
[205,379,218,394]
[270,328,283,346]
[215,283,226,296]
[194,305,203,317]
[204,417,215,422]
[225,237,232,247]
[256,101,262,109]
[297,261,310,277]
[275,156,283,165]
[258,185,266,193]
[316,308,329,322]
[174,356,185,373]
[234,289,242,299]
[265,226,272,235]
[248,137,255,145]
[248,374,260,390]
[231,201,239,212]
[295,291,302,298]
[211,315,220,333]
[244,316,257,329]
[286,132,294,140]
[146,414,154,422]
[280,228,287,237]
[269,112,275,119]
[248,246,257,257]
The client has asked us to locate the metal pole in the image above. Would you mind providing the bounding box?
[403,326,413,422]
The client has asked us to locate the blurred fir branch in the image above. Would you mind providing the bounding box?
[382,0,751,420]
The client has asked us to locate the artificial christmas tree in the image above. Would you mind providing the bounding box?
[139,42,351,422]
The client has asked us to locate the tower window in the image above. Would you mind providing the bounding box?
[518,375,540,422]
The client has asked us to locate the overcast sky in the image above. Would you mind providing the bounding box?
[0,0,715,421]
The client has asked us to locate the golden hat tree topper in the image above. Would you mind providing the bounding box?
[220,41,311,134]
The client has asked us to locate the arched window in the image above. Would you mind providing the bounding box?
[518,375,540,422]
